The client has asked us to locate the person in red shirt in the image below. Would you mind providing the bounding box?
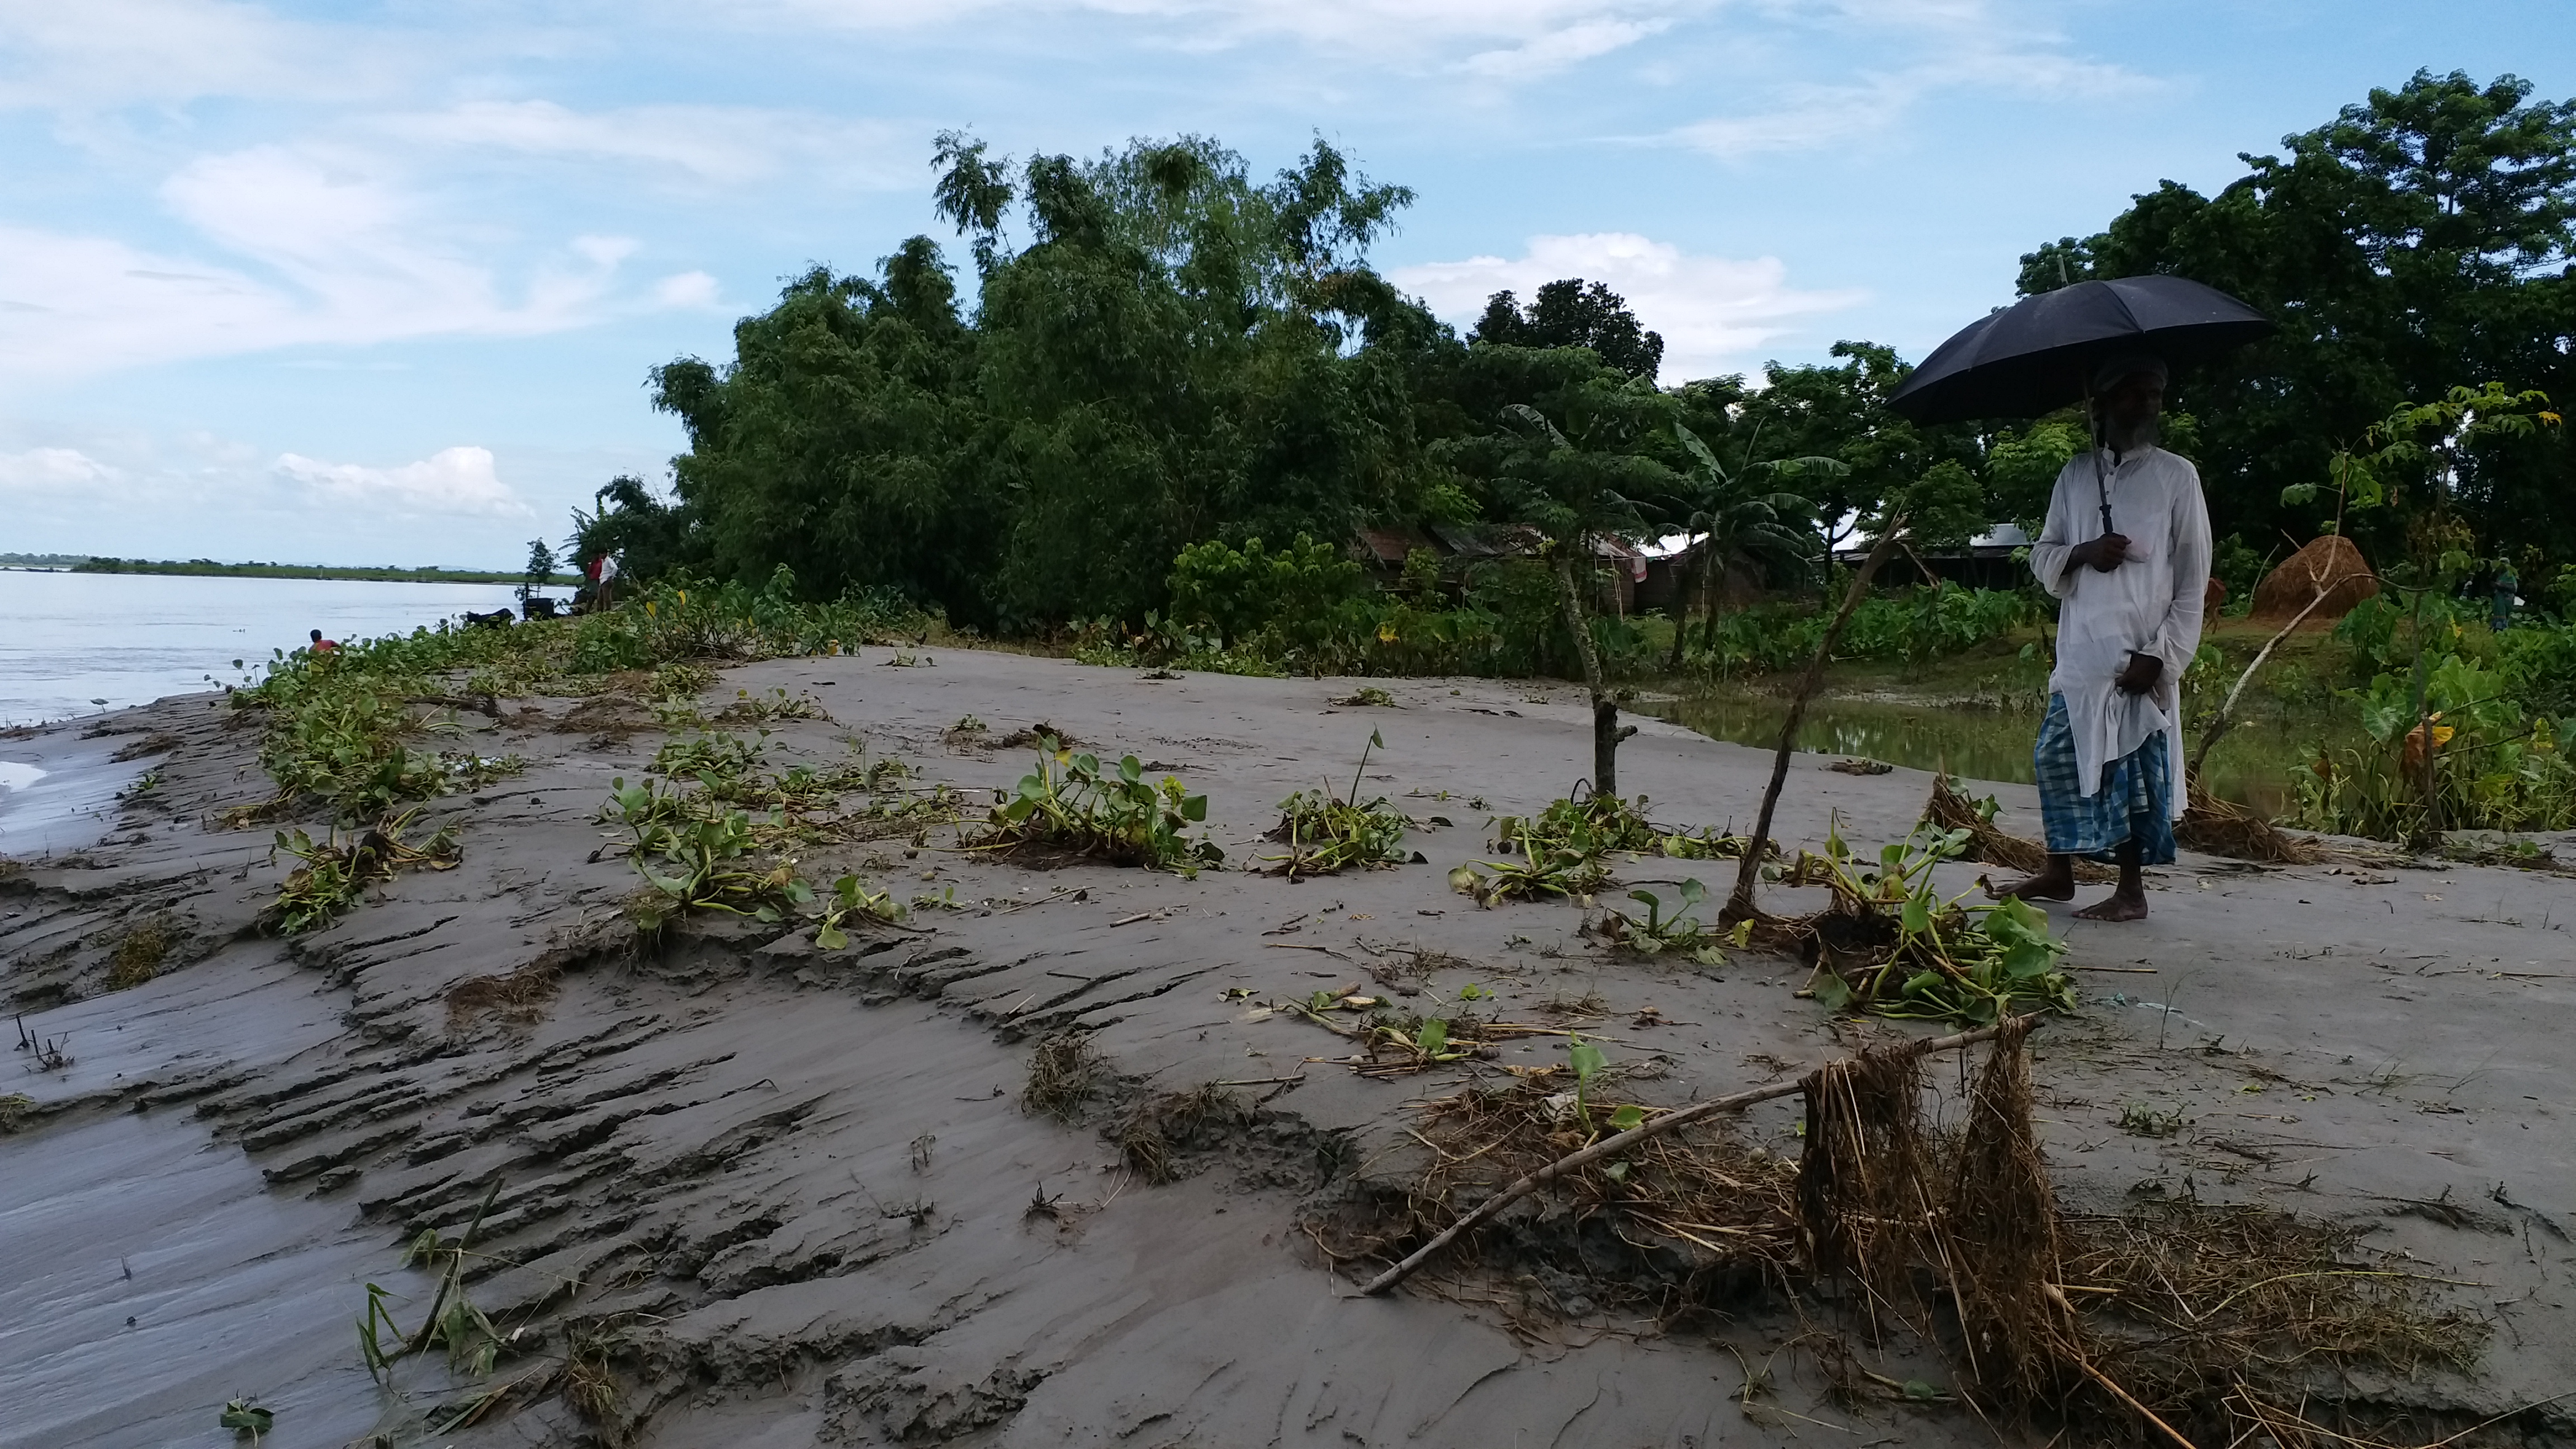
[309,629,339,654]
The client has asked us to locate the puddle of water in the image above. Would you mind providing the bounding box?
[1655,693,2345,818]
[0,760,42,792]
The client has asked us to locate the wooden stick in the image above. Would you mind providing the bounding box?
[2191,579,2333,779]
[1728,517,1909,920]
[1355,1012,2045,1296]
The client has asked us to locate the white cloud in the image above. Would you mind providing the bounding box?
[1393,231,1863,382]
[763,0,1703,63]
[1673,0,2153,157]
[1459,17,1667,78]
[0,0,389,110]
[274,446,532,519]
[0,445,117,492]
[0,145,661,377]
[376,100,910,188]
[652,271,723,309]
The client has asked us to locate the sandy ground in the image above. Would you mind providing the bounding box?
[2,648,2572,1448]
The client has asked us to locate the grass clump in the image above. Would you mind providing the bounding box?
[1114,1084,1252,1184]
[107,917,176,988]
[0,1092,35,1133]
[974,736,1223,876]
[1021,1032,1105,1121]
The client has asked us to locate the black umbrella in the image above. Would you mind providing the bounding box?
[1887,274,2271,533]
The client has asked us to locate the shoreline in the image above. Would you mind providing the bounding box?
[3,652,2570,1447]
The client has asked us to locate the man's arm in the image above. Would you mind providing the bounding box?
[2028,460,2082,599]
[2146,468,2214,681]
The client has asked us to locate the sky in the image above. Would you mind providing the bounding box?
[0,2,2568,570]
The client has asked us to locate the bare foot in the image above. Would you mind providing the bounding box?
[2072,892,2147,921]
[1988,869,2075,902]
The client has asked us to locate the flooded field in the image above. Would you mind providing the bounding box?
[1654,689,2347,818]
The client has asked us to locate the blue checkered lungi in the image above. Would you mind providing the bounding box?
[2033,693,2176,865]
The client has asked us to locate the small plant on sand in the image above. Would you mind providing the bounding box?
[0,1092,35,1133]
[627,809,812,935]
[1797,822,2077,1025]
[218,1398,274,1441]
[1331,685,1396,707]
[650,729,764,788]
[717,686,827,723]
[359,1179,506,1388]
[815,875,906,948]
[1263,730,1410,879]
[268,809,461,934]
[974,736,1223,876]
[1599,878,1748,962]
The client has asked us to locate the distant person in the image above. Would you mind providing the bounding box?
[590,552,620,609]
[2493,563,2519,633]
[1991,354,2211,922]
[309,629,339,654]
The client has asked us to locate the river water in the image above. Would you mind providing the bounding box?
[1654,690,2314,816]
[0,570,524,728]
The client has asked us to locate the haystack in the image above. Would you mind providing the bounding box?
[2251,534,2377,622]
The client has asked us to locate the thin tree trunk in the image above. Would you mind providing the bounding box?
[1665,544,1698,671]
[1726,519,1909,921]
[2191,580,2332,779]
[1554,549,1621,796]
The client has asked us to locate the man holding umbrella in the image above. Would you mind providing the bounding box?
[1888,274,2261,922]
[1993,354,2210,920]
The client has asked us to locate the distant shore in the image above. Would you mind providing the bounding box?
[18,556,580,586]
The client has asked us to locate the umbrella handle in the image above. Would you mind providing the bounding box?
[2089,385,2114,536]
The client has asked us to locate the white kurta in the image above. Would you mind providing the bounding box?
[2027,446,2212,814]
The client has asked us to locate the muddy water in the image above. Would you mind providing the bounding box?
[1653,692,2338,817]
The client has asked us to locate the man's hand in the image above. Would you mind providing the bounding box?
[2072,532,2131,572]
[2115,651,2163,695]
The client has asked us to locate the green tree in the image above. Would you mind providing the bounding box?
[1470,279,1666,380]
[2019,70,2576,572]
[1665,422,1828,666]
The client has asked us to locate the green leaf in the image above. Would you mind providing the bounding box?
[1900,893,1934,935]
[816,921,849,950]
[1810,968,1854,1012]
[1180,793,1208,822]
[1415,1017,1450,1056]
[1568,1038,1607,1082]
[1608,1102,1646,1132]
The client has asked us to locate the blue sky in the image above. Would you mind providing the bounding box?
[1,1,2568,569]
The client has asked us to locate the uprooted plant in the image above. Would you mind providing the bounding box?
[267,808,462,933]
[621,805,812,936]
[1789,820,2077,1026]
[359,1179,507,1385]
[1598,877,1753,962]
[1452,792,1758,907]
[1263,730,1410,879]
[972,736,1223,876]
[1322,1020,2487,1445]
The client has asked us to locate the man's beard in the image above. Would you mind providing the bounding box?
[2101,412,2160,454]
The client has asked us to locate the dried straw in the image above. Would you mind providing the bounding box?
[2174,776,2319,864]
[1922,776,2115,883]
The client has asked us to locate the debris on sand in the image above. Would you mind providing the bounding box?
[1320,1021,2492,1445]
[1922,775,2115,882]
[2174,777,2319,864]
